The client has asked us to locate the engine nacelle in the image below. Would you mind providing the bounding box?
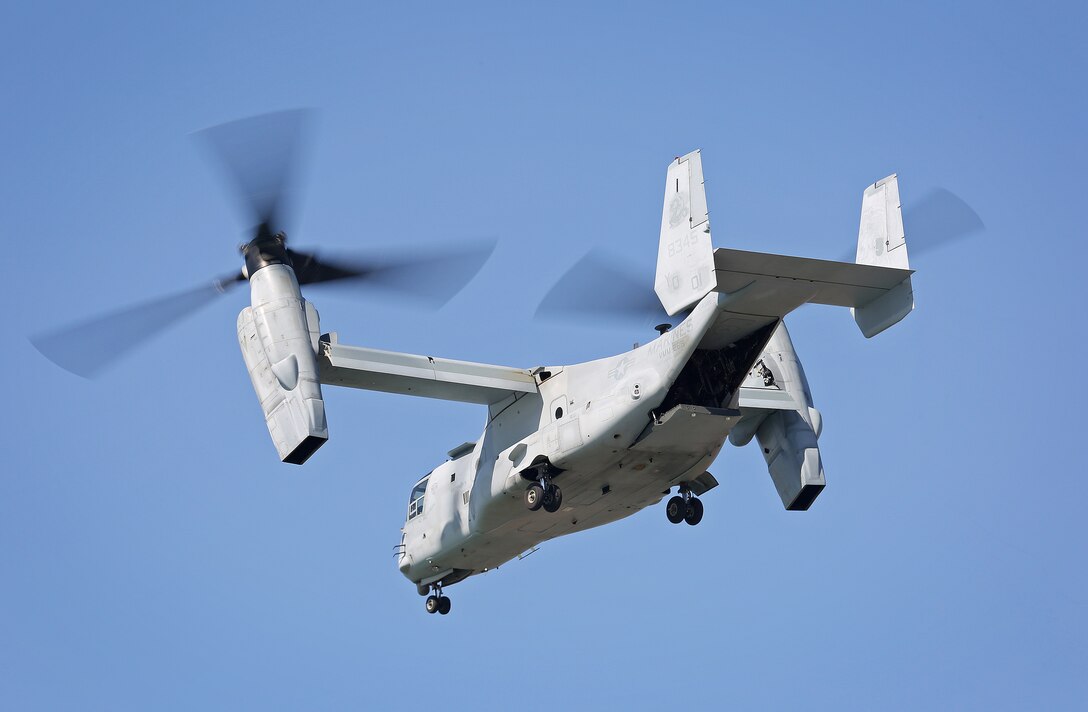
[751,323,825,510]
[755,409,824,510]
[237,263,328,464]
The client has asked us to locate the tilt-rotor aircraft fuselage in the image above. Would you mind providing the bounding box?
[237,151,914,616]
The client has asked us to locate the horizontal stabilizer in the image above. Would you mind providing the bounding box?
[697,174,914,340]
[712,248,913,317]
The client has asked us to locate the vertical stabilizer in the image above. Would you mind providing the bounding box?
[853,174,914,337]
[655,150,715,316]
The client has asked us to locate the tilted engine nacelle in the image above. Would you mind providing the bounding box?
[754,407,824,511]
[237,263,328,464]
[731,323,825,510]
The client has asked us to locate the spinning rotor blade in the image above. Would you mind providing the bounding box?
[289,239,497,306]
[30,274,244,379]
[534,249,669,325]
[197,109,312,236]
[33,110,499,379]
[903,188,985,257]
[839,187,984,261]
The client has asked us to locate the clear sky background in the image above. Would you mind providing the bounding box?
[2,2,1085,710]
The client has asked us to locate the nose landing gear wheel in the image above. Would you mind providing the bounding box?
[424,583,452,616]
[666,495,687,524]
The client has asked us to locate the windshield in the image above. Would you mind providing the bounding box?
[407,476,429,521]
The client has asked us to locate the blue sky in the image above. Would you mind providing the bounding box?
[2,2,1085,709]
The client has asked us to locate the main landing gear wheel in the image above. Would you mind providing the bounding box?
[666,487,704,526]
[438,596,451,615]
[666,496,687,524]
[684,497,704,526]
[426,595,440,614]
[542,485,563,513]
[526,481,563,513]
[525,482,544,511]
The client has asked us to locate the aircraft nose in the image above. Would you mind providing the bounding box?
[396,534,412,576]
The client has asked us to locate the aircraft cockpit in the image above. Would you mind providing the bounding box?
[407,475,429,521]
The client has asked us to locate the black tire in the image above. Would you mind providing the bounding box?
[666,495,687,524]
[425,595,440,614]
[543,485,563,513]
[525,483,544,511]
[685,497,704,526]
[438,596,452,615]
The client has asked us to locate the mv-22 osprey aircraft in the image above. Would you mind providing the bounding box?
[236,164,914,616]
[33,113,917,617]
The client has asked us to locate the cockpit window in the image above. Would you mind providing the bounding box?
[407,476,429,521]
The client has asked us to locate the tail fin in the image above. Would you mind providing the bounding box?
[853,174,914,337]
[655,150,715,316]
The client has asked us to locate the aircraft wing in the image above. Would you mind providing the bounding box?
[318,333,538,405]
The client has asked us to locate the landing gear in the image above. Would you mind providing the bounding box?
[542,484,563,513]
[666,487,703,526]
[525,480,563,513]
[525,482,544,511]
[666,495,687,524]
[424,583,452,615]
[684,497,703,526]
